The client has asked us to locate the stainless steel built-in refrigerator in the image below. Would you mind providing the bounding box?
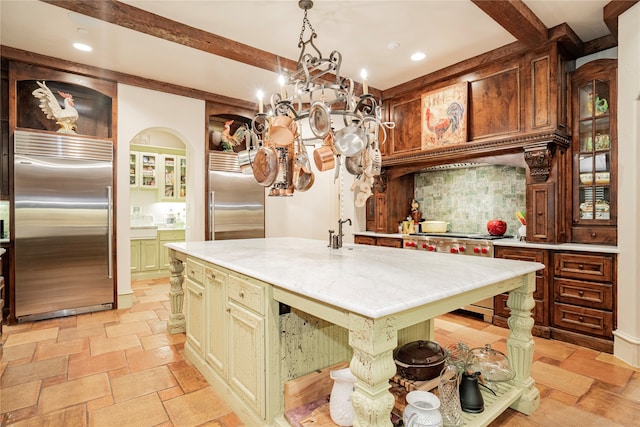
[208,152,265,240]
[14,130,114,322]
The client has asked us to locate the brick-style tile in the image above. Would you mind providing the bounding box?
[3,327,59,347]
[164,387,233,427]
[559,348,634,387]
[33,337,89,361]
[7,404,87,427]
[89,334,141,356]
[0,380,40,414]
[139,331,186,351]
[0,342,36,363]
[89,393,169,427]
[0,356,68,388]
[171,361,209,393]
[531,360,594,397]
[126,345,182,372]
[68,349,128,380]
[57,324,105,342]
[105,320,152,338]
[111,365,177,402]
[38,373,111,414]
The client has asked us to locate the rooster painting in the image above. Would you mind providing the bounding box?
[32,81,79,134]
[425,101,465,142]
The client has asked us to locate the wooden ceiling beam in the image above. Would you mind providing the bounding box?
[471,0,548,46]
[40,0,298,75]
[603,0,639,40]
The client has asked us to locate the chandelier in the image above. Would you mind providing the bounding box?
[242,0,393,206]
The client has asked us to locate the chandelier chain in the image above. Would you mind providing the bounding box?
[298,9,316,46]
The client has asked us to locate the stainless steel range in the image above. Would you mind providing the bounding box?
[402,232,513,321]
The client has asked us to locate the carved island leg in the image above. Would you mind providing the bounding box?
[506,271,540,415]
[166,250,186,334]
[348,314,397,427]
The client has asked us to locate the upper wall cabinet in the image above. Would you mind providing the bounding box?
[570,59,617,245]
[9,63,116,140]
[384,44,568,164]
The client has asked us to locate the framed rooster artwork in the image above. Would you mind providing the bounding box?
[421,82,468,149]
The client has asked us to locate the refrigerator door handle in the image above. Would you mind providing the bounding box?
[107,186,113,279]
[209,191,214,240]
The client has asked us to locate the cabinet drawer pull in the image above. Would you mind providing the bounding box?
[578,290,584,296]
[578,264,584,270]
[591,232,597,238]
[226,308,231,313]
[190,269,196,276]
[209,272,216,279]
[239,291,245,298]
[578,316,584,322]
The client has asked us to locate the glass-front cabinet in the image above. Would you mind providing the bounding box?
[130,151,158,189]
[571,59,617,244]
[160,154,186,200]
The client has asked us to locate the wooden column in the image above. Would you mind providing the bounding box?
[167,249,186,334]
[506,272,540,415]
[348,314,398,427]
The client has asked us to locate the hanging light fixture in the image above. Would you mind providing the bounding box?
[247,0,393,203]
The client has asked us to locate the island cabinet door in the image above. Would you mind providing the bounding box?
[227,300,265,418]
[205,266,227,377]
[185,278,205,356]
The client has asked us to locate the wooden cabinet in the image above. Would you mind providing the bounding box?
[551,251,616,352]
[493,246,550,338]
[130,238,159,272]
[158,229,185,270]
[0,248,5,342]
[184,258,268,419]
[354,234,402,248]
[1,59,8,200]
[185,258,206,356]
[570,59,617,245]
[160,154,186,200]
[365,174,414,233]
[130,151,159,189]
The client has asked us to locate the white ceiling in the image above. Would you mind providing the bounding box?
[0,1,612,103]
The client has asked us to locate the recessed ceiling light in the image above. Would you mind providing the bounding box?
[73,42,92,52]
[411,52,426,61]
[388,42,400,50]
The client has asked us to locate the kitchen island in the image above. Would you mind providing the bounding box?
[166,237,543,426]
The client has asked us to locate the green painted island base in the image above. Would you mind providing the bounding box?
[166,245,540,427]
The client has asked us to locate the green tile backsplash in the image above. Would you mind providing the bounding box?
[414,164,526,235]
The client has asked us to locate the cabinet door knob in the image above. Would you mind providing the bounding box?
[537,211,543,216]
[591,232,597,238]
[239,291,245,298]
[578,264,584,270]
[578,290,584,296]
[226,308,231,313]
[578,316,584,322]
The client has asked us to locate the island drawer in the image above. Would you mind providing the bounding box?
[228,274,264,315]
[186,258,205,283]
[552,302,613,338]
[553,253,614,282]
[553,278,613,310]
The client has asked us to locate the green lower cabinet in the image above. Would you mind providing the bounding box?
[131,230,184,279]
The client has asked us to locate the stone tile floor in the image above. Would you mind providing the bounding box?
[1,277,638,426]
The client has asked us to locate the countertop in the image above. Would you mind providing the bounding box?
[167,237,542,319]
[352,231,619,254]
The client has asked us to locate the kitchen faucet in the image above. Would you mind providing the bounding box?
[328,218,352,249]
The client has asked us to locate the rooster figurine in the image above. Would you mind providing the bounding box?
[32,81,79,134]
[220,120,248,152]
[425,101,465,141]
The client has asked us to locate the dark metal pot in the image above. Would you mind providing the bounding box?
[394,340,447,381]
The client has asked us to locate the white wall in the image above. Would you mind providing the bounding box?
[116,84,205,307]
[264,142,361,243]
[614,2,640,366]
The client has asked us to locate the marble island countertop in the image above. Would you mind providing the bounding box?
[167,237,542,319]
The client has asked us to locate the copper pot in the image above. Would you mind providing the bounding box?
[252,145,278,186]
[394,340,447,381]
[313,134,336,172]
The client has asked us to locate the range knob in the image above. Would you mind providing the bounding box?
[405,241,416,248]
[473,247,480,254]
[421,243,428,249]
[481,247,489,254]
[428,245,436,251]
[458,245,466,253]
[450,247,459,254]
